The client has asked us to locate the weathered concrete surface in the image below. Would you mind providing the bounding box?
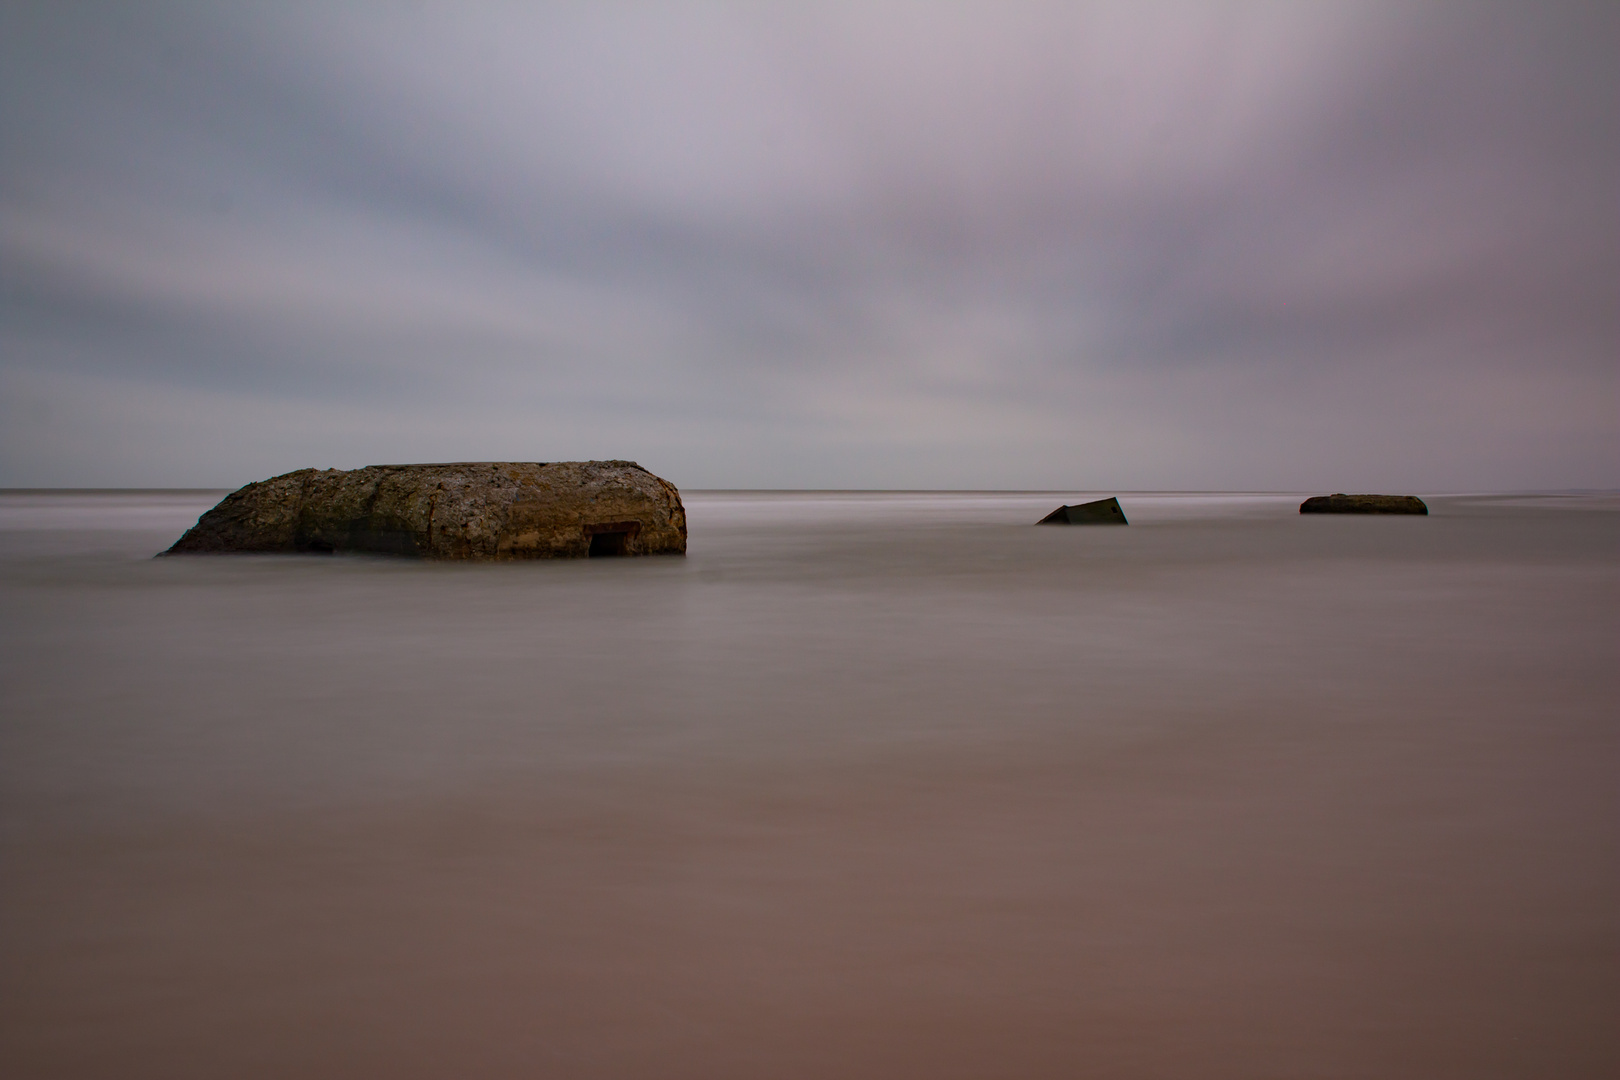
[1299,494,1428,515]
[163,461,686,559]
[1037,497,1129,525]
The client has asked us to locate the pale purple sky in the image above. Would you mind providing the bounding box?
[2,2,1615,489]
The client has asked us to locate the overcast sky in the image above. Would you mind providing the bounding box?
[2,1,1615,489]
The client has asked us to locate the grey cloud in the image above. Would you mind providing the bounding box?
[2,1,1615,488]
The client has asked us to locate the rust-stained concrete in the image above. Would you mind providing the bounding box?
[163,461,686,559]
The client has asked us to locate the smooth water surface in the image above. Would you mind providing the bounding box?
[2,490,1616,1078]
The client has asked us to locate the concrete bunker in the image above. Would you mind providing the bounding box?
[163,461,686,560]
[1037,497,1129,525]
[1299,494,1427,515]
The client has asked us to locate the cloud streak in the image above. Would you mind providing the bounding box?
[3,1,1615,488]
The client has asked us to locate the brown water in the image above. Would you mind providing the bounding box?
[1,491,1615,1078]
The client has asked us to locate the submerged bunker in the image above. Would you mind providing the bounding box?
[1299,494,1427,515]
[163,461,686,559]
[1037,497,1128,525]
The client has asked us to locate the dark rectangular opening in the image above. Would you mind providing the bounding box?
[584,520,640,557]
[588,530,629,557]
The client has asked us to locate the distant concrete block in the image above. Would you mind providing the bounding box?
[1037,497,1128,525]
[1299,494,1427,515]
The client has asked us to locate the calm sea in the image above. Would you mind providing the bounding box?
[2,490,1615,1078]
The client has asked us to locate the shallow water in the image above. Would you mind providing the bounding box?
[1,490,1616,1078]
